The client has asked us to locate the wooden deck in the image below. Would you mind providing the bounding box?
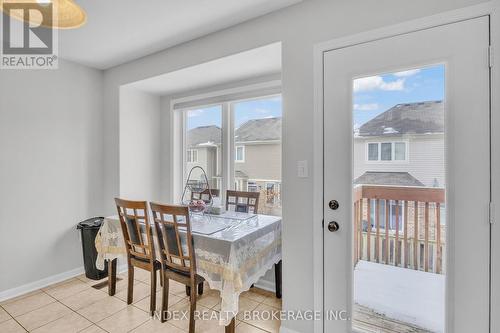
[353,185,446,275]
[353,304,433,333]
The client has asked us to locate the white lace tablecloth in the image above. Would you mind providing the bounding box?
[95,213,282,325]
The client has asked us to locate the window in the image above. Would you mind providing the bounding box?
[187,149,198,163]
[235,146,245,162]
[370,199,404,231]
[234,96,282,215]
[179,93,282,216]
[394,142,406,160]
[388,201,404,230]
[266,183,276,204]
[184,106,222,191]
[368,143,378,161]
[247,181,258,192]
[381,142,392,161]
[366,142,407,162]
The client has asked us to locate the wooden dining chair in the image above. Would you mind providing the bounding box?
[190,188,220,203]
[115,198,160,315]
[149,202,204,332]
[226,190,260,214]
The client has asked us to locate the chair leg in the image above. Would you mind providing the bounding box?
[275,260,282,299]
[158,269,163,287]
[107,259,117,296]
[161,275,169,323]
[198,282,204,295]
[186,285,191,297]
[188,283,197,333]
[225,318,236,333]
[127,266,134,304]
[150,269,157,316]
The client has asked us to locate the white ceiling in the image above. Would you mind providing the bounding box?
[58,0,299,69]
[127,42,281,96]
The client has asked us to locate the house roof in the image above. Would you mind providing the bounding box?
[358,101,444,137]
[187,125,222,146]
[354,172,424,187]
[187,117,281,147]
[235,117,281,142]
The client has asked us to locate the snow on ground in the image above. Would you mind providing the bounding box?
[354,261,445,333]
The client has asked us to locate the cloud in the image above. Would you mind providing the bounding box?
[353,103,379,111]
[255,108,270,114]
[187,109,204,118]
[267,96,282,103]
[393,69,421,77]
[353,76,405,92]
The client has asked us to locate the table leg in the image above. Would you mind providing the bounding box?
[225,318,235,333]
[108,258,117,296]
[275,260,282,299]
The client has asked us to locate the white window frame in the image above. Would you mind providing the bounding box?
[170,81,282,205]
[365,141,409,163]
[235,145,245,162]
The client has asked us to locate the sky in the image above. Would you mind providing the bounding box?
[185,65,443,131]
[186,95,282,130]
[353,64,445,128]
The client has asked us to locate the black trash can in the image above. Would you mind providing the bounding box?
[77,217,108,280]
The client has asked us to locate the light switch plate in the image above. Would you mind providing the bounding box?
[297,160,308,178]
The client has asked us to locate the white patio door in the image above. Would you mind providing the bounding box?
[323,17,490,333]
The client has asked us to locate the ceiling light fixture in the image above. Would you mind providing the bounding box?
[0,0,86,29]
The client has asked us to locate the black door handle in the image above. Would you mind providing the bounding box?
[328,221,340,232]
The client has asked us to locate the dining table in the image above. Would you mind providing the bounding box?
[94,211,282,333]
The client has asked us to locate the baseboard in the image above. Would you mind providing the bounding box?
[0,266,84,302]
[254,279,275,293]
[280,326,301,333]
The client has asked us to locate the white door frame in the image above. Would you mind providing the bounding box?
[312,3,500,332]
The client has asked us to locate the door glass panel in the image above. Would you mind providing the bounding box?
[352,65,445,333]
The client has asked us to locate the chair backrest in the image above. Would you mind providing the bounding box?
[190,188,220,204]
[149,203,196,277]
[114,198,154,264]
[226,190,260,214]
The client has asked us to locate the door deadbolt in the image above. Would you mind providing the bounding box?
[328,221,340,232]
[329,200,339,210]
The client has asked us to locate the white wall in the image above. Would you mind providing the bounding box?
[102,1,489,331]
[0,60,103,293]
[160,96,173,203]
[119,87,161,201]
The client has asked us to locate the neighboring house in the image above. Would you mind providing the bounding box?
[186,125,223,190]
[186,117,282,214]
[354,101,445,188]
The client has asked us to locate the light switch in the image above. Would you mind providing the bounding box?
[297,160,308,178]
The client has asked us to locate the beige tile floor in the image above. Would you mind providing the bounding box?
[0,271,282,333]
